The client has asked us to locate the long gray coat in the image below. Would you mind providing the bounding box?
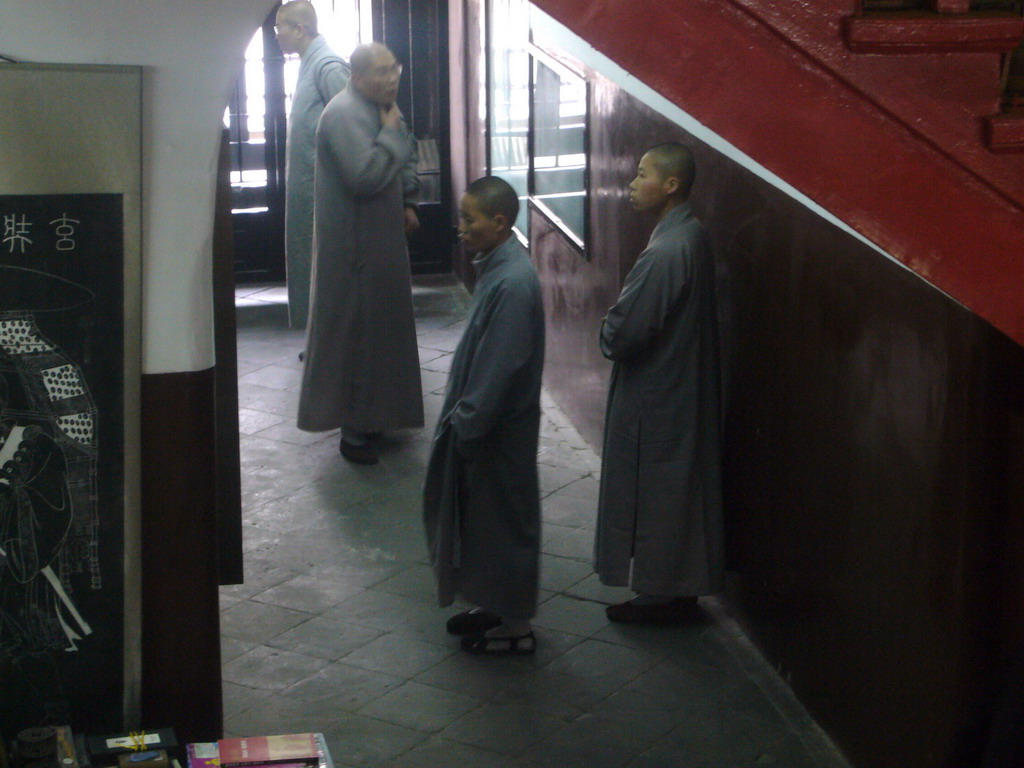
[284,35,349,329]
[297,85,423,433]
[423,236,545,619]
[593,203,724,596]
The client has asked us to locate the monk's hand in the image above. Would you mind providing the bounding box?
[403,206,420,235]
[380,102,402,129]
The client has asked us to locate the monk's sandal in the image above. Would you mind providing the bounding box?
[461,631,536,656]
[446,609,502,635]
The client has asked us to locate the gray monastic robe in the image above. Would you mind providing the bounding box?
[296,85,423,433]
[284,35,350,329]
[593,203,724,596]
[423,236,545,619]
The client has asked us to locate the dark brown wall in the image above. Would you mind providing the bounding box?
[449,0,486,286]
[528,61,1024,768]
[141,369,222,742]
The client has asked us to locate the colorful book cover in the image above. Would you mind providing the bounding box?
[185,744,218,768]
[216,735,319,767]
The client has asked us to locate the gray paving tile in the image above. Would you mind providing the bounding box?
[254,420,336,446]
[418,346,448,366]
[588,688,688,744]
[238,407,287,435]
[373,563,441,603]
[223,691,329,737]
[414,652,535,700]
[490,667,611,719]
[382,736,509,768]
[318,712,430,766]
[542,638,665,693]
[550,474,601,503]
[281,660,405,708]
[323,589,445,633]
[637,705,796,768]
[536,437,602,473]
[241,492,330,534]
[221,635,257,664]
[513,626,589,667]
[532,593,608,637]
[267,615,382,661]
[339,631,456,678]
[622,652,746,713]
[221,680,272,720]
[541,491,597,529]
[542,524,596,561]
[420,350,454,373]
[253,573,364,613]
[238,381,302,417]
[239,363,303,391]
[440,702,568,757]
[420,368,449,395]
[538,463,591,496]
[538,553,593,593]
[222,644,330,690]
[220,598,313,644]
[519,713,649,767]
[221,557,298,599]
[357,680,485,733]
[564,573,633,607]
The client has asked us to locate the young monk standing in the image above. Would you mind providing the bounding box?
[594,142,724,623]
[423,176,545,655]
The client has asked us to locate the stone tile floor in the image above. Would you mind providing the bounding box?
[222,276,852,768]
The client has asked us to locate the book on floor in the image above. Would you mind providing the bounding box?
[216,735,320,768]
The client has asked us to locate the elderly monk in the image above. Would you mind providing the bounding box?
[297,43,422,465]
[594,142,724,623]
[424,176,545,656]
[275,0,350,329]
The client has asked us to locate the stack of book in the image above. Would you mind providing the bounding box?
[187,734,332,768]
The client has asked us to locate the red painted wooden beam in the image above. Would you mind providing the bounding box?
[844,11,1024,54]
[531,0,1024,345]
[932,0,970,13]
[986,111,1024,153]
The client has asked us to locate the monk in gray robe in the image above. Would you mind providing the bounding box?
[423,176,545,655]
[594,142,724,623]
[297,43,422,465]
[275,0,350,329]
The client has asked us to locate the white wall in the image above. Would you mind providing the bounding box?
[0,0,276,373]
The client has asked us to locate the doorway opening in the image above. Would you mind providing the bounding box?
[224,1,364,284]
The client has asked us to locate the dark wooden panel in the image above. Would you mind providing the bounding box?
[141,369,222,743]
[527,58,1024,768]
[449,0,487,286]
[215,130,244,585]
[529,205,612,450]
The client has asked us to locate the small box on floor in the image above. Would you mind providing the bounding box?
[115,752,167,768]
[11,726,78,768]
[86,731,176,767]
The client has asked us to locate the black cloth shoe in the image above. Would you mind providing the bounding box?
[340,438,378,465]
[446,609,502,636]
[605,596,700,624]
[461,631,536,656]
